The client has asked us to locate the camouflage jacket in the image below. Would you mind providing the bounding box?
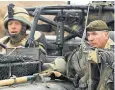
[104,38,114,49]
[66,38,114,88]
[0,31,47,54]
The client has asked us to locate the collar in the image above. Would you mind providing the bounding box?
[104,38,114,49]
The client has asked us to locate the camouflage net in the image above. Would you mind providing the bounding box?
[0,54,41,80]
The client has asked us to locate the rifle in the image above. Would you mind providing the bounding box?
[0,73,45,87]
[0,75,34,86]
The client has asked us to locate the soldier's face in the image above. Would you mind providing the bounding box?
[87,31,109,48]
[8,20,22,35]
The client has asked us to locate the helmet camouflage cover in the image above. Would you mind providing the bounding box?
[4,6,31,30]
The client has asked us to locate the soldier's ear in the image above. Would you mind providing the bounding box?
[104,32,109,39]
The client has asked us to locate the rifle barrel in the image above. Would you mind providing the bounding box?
[0,75,34,86]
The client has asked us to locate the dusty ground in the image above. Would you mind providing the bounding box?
[0,1,67,38]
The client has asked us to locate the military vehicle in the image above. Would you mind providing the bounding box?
[0,1,114,90]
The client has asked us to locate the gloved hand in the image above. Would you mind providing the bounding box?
[40,71,62,78]
[40,71,72,81]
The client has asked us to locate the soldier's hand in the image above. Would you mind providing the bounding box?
[40,71,62,78]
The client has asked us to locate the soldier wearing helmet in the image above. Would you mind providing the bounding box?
[0,4,47,56]
[41,20,114,90]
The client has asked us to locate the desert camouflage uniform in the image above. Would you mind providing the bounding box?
[0,31,46,54]
[0,6,47,62]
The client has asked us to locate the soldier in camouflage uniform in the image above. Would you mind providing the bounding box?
[41,20,114,90]
[0,5,47,56]
[84,20,114,90]
[86,20,114,49]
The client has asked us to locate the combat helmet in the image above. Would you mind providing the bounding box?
[4,4,31,30]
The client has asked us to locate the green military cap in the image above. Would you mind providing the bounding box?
[86,20,109,31]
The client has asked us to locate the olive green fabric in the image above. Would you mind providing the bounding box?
[86,20,109,31]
